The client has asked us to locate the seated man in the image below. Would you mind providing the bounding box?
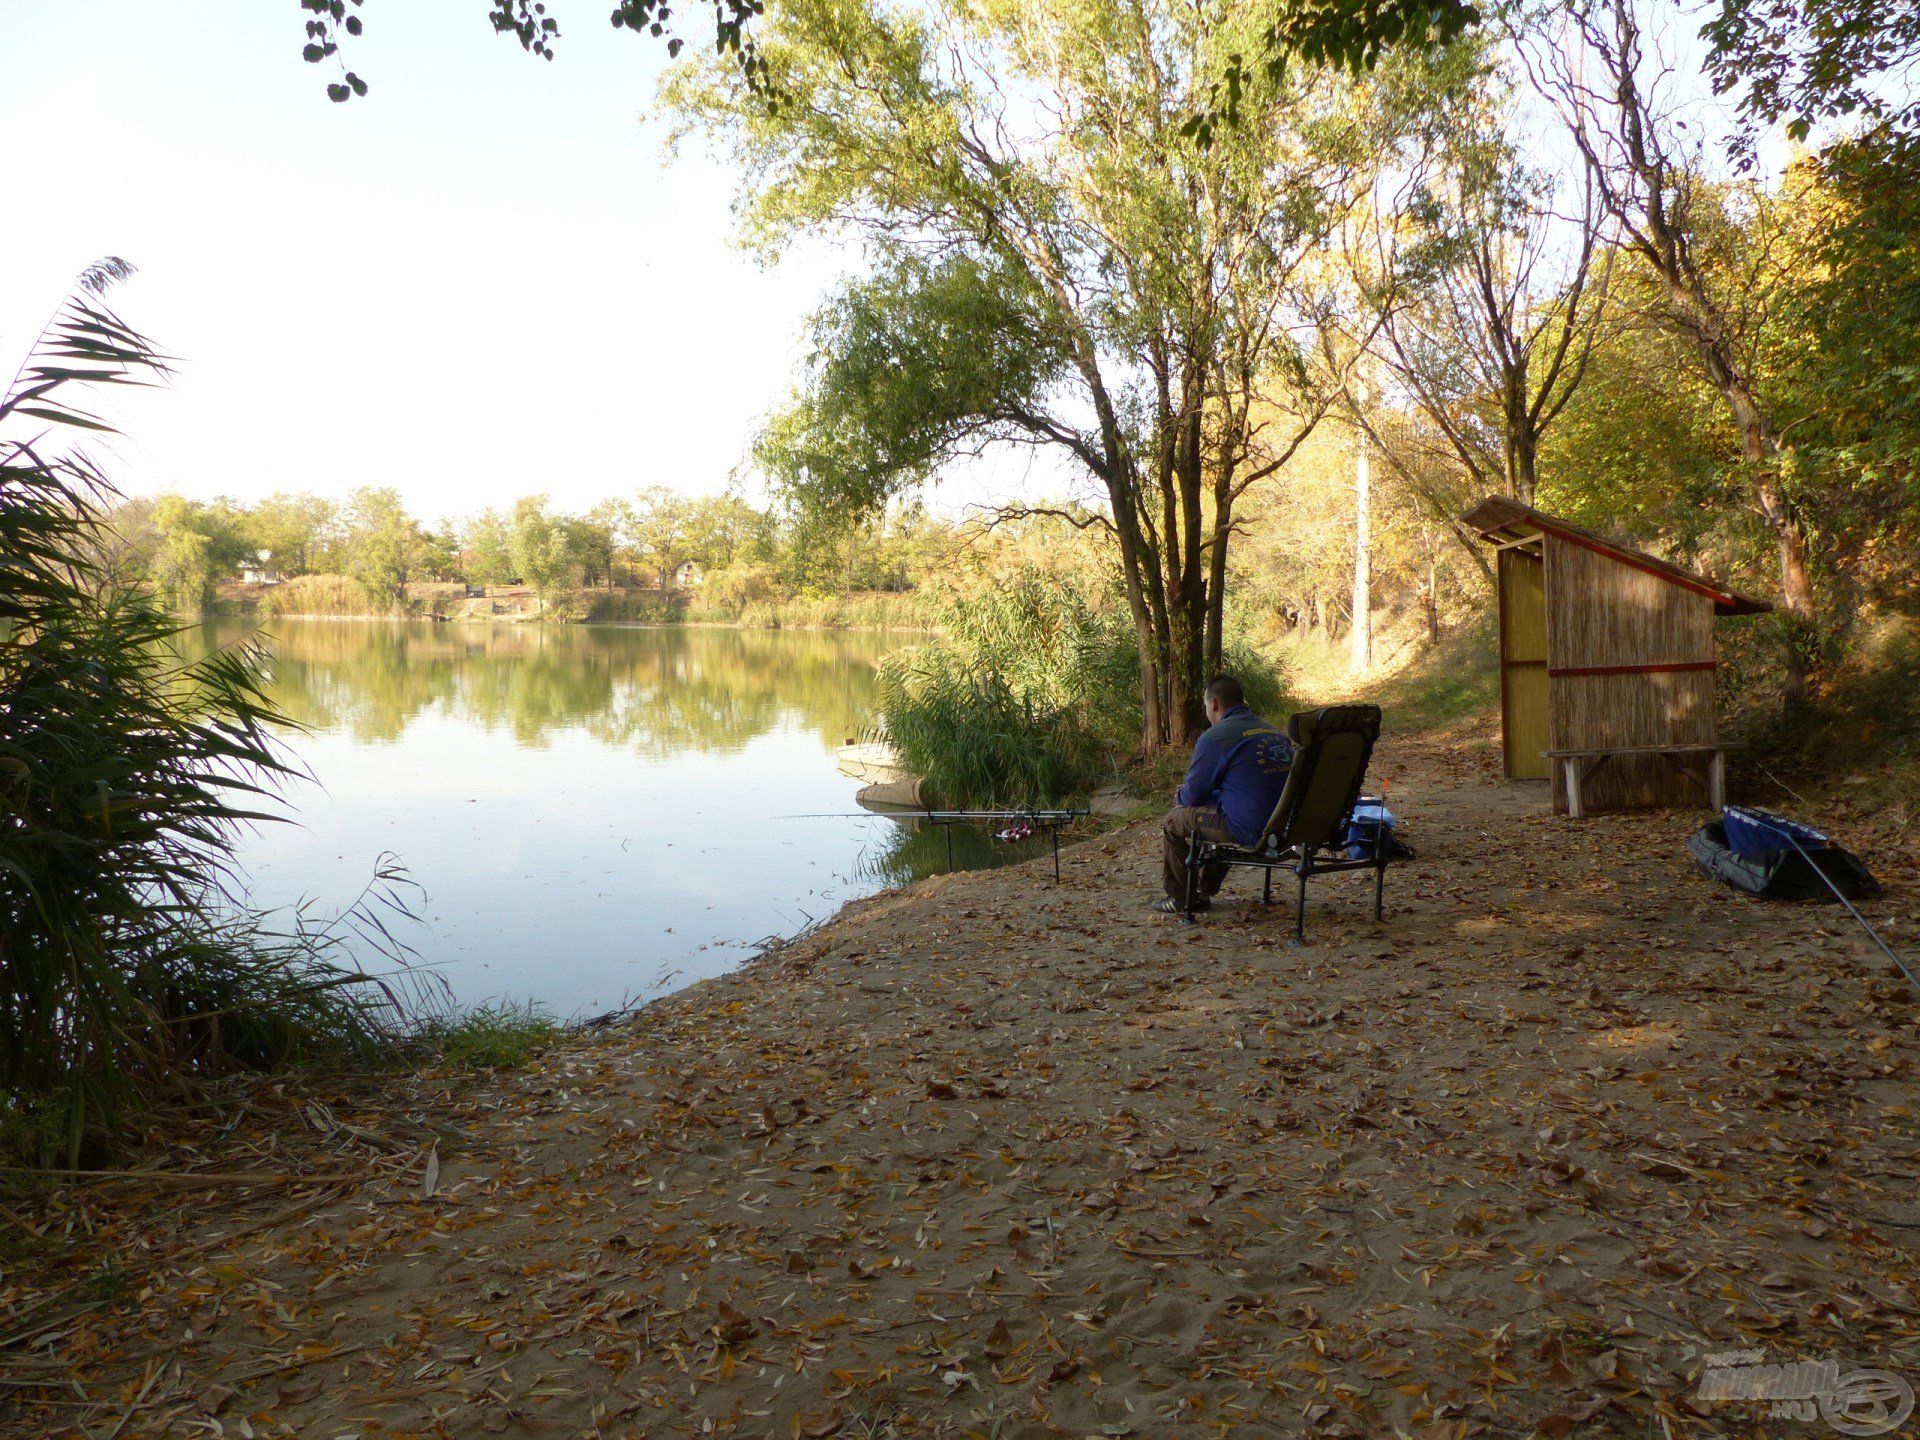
[1152,675,1293,914]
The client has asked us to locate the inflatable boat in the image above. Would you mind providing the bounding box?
[1687,816,1880,901]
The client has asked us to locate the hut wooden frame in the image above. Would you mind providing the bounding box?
[1463,497,1770,815]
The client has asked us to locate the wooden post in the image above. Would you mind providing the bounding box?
[1564,757,1584,820]
[1708,749,1725,813]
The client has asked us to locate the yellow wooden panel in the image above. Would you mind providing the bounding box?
[1506,665,1550,779]
[1500,549,1549,779]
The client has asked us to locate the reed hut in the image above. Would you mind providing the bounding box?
[1462,497,1770,816]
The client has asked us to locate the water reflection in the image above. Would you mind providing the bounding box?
[185,620,1048,1017]
[228,620,888,754]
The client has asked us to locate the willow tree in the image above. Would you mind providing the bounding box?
[669,0,1457,744]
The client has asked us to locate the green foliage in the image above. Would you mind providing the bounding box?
[460,509,518,585]
[877,543,1285,804]
[1187,0,1480,146]
[147,495,218,612]
[421,1001,560,1070]
[1779,133,1920,575]
[0,265,426,1166]
[755,257,1063,518]
[507,495,584,602]
[878,657,1104,807]
[342,486,431,610]
[624,486,689,587]
[243,492,338,577]
[698,560,779,620]
[258,573,380,617]
[1702,0,1920,147]
[671,0,1470,746]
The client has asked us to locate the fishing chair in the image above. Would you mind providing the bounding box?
[1182,704,1391,939]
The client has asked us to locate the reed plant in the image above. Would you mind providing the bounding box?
[256,573,380,618]
[875,569,1286,806]
[0,263,428,1166]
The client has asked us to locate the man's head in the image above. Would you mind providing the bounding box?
[1203,675,1245,725]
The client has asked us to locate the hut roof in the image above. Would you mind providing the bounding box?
[1461,496,1772,617]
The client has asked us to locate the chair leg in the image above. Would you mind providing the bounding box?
[1374,859,1385,921]
[1295,863,1308,941]
[1262,867,1272,905]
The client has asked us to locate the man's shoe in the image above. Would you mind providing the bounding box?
[1150,895,1207,914]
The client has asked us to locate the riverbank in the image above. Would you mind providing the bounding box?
[216,578,935,632]
[6,722,1919,1438]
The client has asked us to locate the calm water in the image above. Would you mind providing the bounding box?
[187,620,1045,1018]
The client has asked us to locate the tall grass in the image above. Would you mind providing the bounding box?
[257,573,381,617]
[684,588,933,630]
[878,658,1100,806]
[875,571,1286,806]
[1,263,427,1166]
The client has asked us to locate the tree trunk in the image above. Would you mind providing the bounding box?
[1348,418,1373,676]
[1204,492,1229,680]
[1105,473,1166,753]
[1424,550,1441,646]
[1506,401,1538,506]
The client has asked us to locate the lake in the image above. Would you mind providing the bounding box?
[187,619,1045,1019]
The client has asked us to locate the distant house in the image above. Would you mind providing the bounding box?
[239,550,282,586]
[672,559,704,589]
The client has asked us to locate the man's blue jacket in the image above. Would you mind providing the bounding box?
[1176,705,1293,845]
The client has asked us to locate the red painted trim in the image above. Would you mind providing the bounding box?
[1548,661,1718,678]
[1542,526,1734,607]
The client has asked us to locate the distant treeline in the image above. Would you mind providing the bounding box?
[99,487,959,619]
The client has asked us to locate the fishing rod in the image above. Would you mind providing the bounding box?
[1748,759,1920,996]
[775,809,1090,821]
[1778,828,1920,996]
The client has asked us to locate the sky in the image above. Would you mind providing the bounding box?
[0,1,1786,524]
[0,0,848,518]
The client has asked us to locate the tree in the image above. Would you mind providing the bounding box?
[460,509,518,585]
[681,495,764,570]
[1367,61,1613,504]
[1520,0,1818,702]
[507,495,583,602]
[148,496,218,613]
[341,486,428,609]
[628,486,693,589]
[244,492,338,576]
[703,560,777,618]
[1702,0,1920,153]
[289,0,1478,113]
[677,0,1457,744]
[580,500,631,588]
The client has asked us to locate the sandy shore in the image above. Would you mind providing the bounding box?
[6,724,1919,1438]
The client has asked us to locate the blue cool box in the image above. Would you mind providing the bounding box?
[1346,800,1396,859]
[1722,804,1829,857]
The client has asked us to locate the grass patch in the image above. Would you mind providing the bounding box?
[1363,621,1500,732]
[686,589,933,630]
[421,1002,561,1071]
[1272,614,1499,734]
[258,573,382,618]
